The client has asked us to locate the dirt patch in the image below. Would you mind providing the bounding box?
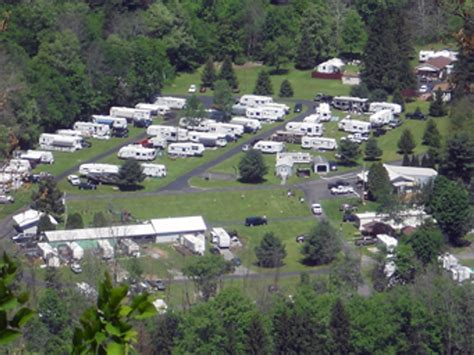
[234,61,264,69]
[144,246,168,259]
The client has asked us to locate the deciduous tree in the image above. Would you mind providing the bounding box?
[66,213,84,229]
[329,299,351,354]
[404,223,444,265]
[340,9,367,56]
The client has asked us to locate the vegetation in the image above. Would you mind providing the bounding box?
[118,160,145,189]
[218,56,238,91]
[367,163,392,202]
[338,140,360,166]
[422,119,442,148]
[253,70,274,96]
[238,149,268,183]
[279,79,294,98]
[66,213,84,230]
[397,129,416,154]
[201,57,216,89]
[301,220,341,266]
[429,88,447,117]
[255,232,287,268]
[31,177,64,218]
[213,79,234,121]
[364,137,383,161]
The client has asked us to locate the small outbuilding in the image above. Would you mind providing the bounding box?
[313,156,330,174]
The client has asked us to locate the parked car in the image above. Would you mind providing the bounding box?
[388,119,403,128]
[78,181,97,190]
[339,203,355,212]
[311,203,323,215]
[68,175,81,186]
[71,263,83,274]
[314,93,333,103]
[231,257,242,267]
[406,111,426,120]
[419,84,428,94]
[188,84,197,93]
[343,213,358,223]
[0,195,14,204]
[355,236,377,246]
[245,216,267,226]
[148,279,166,291]
[242,144,251,152]
[294,103,303,113]
[327,180,350,190]
[199,85,207,93]
[12,233,35,243]
[373,127,388,137]
[331,185,354,195]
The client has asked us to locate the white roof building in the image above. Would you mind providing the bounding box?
[356,209,432,231]
[376,234,398,252]
[316,58,344,73]
[13,209,58,233]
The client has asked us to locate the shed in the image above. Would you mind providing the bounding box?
[376,234,398,252]
[150,216,207,243]
[313,156,330,174]
[275,157,294,178]
[13,209,58,233]
[341,72,361,86]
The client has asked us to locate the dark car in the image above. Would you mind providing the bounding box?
[78,181,97,190]
[231,257,242,267]
[406,111,426,120]
[134,119,151,128]
[388,119,403,128]
[343,213,358,223]
[373,127,387,137]
[327,180,350,190]
[164,111,176,121]
[314,93,333,103]
[294,103,303,113]
[148,279,166,291]
[245,216,267,226]
[113,128,129,138]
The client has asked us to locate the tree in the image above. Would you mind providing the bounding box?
[37,215,56,235]
[279,79,293,98]
[369,89,388,102]
[244,312,272,355]
[301,220,341,265]
[201,56,216,89]
[364,137,383,161]
[263,36,291,72]
[429,88,447,117]
[118,159,145,189]
[253,70,273,96]
[367,162,392,201]
[440,133,474,184]
[255,232,287,268]
[338,140,360,165]
[340,9,367,56]
[397,129,416,154]
[183,95,206,125]
[295,28,317,70]
[394,244,419,283]
[149,313,181,355]
[72,273,157,354]
[410,155,420,167]
[402,153,411,166]
[404,224,444,266]
[422,119,441,148]
[31,177,64,218]
[66,213,84,229]
[428,176,472,246]
[218,56,238,91]
[127,258,143,281]
[212,79,234,121]
[0,253,34,345]
[350,83,369,98]
[182,255,231,300]
[392,89,405,112]
[92,212,108,228]
[329,299,351,355]
[238,149,268,183]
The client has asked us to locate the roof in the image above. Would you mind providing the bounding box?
[419,56,452,70]
[276,157,294,167]
[317,58,344,68]
[358,164,437,184]
[150,216,206,235]
[376,234,398,247]
[13,209,42,228]
[313,156,329,165]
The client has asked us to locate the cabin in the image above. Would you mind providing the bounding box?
[167,143,205,157]
[141,163,167,178]
[332,96,369,112]
[338,119,371,134]
[301,136,337,150]
[246,106,285,122]
[73,121,111,139]
[253,141,285,154]
[239,95,273,107]
[118,145,157,161]
[285,122,323,137]
[153,96,187,110]
[416,56,453,81]
[39,134,84,152]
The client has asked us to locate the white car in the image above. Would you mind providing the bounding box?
[419,85,428,94]
[311,203,323,215]
[71,263,83,274]
[331,185,354,195]
[188,84,197,93]
[67,175,81,186]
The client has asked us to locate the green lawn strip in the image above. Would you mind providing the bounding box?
[0,188,34,221]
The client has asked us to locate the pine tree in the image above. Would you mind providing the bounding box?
[255,232,287,268]
[66,213,83,229]
[218,56,238,91]
[213,80,234,121]
[330,299,351,355]
[301,220,341,265]
[422,119,441,148]
[402,153,411,166]
[201,57,216,89]
[367,162,392,201]
[364,137,383,161]
[279,79,293,98]
[451,11,473,99]
[295,29,317,70]
[429,88,447,117]
[392,89,405,112]
[421,154,432,168]
[410,155,420,167]
[244,313,271,354]
[397,129,416,154]
[118,159,145,189]
[238,149,268,183]
[253,70,273,96]
[31,177,64,218]
[338,140,361,166]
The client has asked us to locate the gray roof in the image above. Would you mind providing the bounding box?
[313,156,329,165]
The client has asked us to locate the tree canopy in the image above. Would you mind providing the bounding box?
[238,149,268,183]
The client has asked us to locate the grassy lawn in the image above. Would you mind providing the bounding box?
[0,188,34,221]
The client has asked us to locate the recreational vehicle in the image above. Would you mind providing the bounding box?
[141,163,167,178]
[135,103,170,116]
[253,141,285,154]
[92,115,128,129]
[316,103,332,121]
[109,107,136,120]
[73,122,111,139]
[55,129,82,137]
[271,130,304,144]
[148,137,168,149]
[239,95,273,107]
[369,102,403,114]
[246,106,285,122]
[338,119,371,134]
[146,125,188,142]
[97,240,114,259]
[232,103,248,116]
[301,137,338,150]
[167,143,205,157]
[285,122,323,136]
[118,145,157,161]
[188,132,227,147]
[303,114,321,124]
[230,117,261,133]
[369,109,394,126]
[153,96,187,110]
[19,150,54,164]
[264,102,290,114]
[179,118,215,132]
[39,134,84,152]
[4,159,31,174]
[208,123,244,138]
[332,96,369,112]
[79,163,120,176]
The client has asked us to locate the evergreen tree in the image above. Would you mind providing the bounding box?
[183,95,206,124]
[350,83,369,98]
[279,79,294,98]
[397,129,416,154]
[118,159,145,189]
[340,9,367,56]
[213,80,234,121]
[404,224,444,265]
[440,133,474,184]
[422,119,441,148]
[338,140,360,165]
[364,137,383,161]
[301,220,341,265]
[244,313,271,355]
[392,89,405,112]
[253,70,273,96]
[421,154,434,168]
[451,10,473,99]
[367,162,392,201]
[330,299,351,355]
[255,232,287,268]
[218,56,238,91]
[31,177,64,218]
[238,150,268,183]
[402,153,411,166]
[410,155,420,167]
[369,89,388,102]
[201,56,216,89]
[92,212,108,228]
[66,213,83,229]
[429,88,447,117]
[37,215,56,235]
[295,29,317,70]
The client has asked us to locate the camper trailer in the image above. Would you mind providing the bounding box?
[55,129,82,137]
[121,239,140,257]
[303,114,321,124]
[118,145,157,161]
[338,119,371,134]
[109,107,136,120]
[271,130,304,144]
[4,159,31,174]
[167,143,205,157]
[141,163,167,178]
[19,150,54,165]
[79,163,120,176]
[316,103,332,121]
[332,96,369,112]
[253,141,285,154]
[135,103,170,116]
[154,96,187,110]
[179,118,216,132]
[97,240,114,259]
[146,125,188,142]
[210,228,231,248]
[239,95,273,107]
[73,122,111,139]
[369,109,394,126]
[148,137,168,149]
[285,122,323,136]
[180,234,205,255]
[369,102,403,114]
[232,103,248,116]
[188,132,227,147]
[264,102,290,114]
[230,117,261,133]
[39,134,84,152]
[246,106,285,122]
[301,137,338,150]
[208,122,244,138]
[92,115,128,129]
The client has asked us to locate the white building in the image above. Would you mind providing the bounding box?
[316,58,344,73]
[355,209,432,232]
[180,233,206,255]
[376,234,398,253]
[13,209,58,234]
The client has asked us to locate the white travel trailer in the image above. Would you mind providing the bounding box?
[39,134,84,152]
[73,121,111,139]
[301,137,338,150]
[79,163,120,176]
[264,102,290,114]
[316,103,332,121]
[188,131,227,147]
[208,122,244,138]
[338,119,371,134]
[92,115,128,129]
[19,150,54,164]
[141,163,167,178]
[303,114,321,124]
[109,107,136,120]
[154,96,187,110]
[332,96,369,112]
[121,239,140,257]
[149,136,168,149]
[210,228,231,248]
[4,159,31,174]
[285,122,323,137]
[97,240,114,259]
[180,234,205,255]
[118,145,157,161]
[239,95,273,107]
[179,118,216,132]
[253,140,285,154]
[369,109,394,126]
[168,143,205,157]
[246,106,285,122]
[230,117,261,133]
[135,103,170,116]
[146,125,188,142]
[369,102,402,114]
[55,129,82,137]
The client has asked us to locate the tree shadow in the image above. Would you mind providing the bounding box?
[269,68,289,75]
[237,178,268,184]
[118,184,145,192]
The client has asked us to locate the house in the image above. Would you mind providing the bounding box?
[13,209,58,234]
[312,58,344,79]
[275,157,294,179]
[419,49,458,62]
[341,72,361,86]
[416,56,453,80]
[275,152,313,179]
[313,156,330,174]
[356,209,432,232]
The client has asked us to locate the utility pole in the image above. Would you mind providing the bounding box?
[63,192,68,228]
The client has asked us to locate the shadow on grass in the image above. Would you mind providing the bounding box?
[118,184,145,192]
[269,68,289,75]
[237,178,269,185]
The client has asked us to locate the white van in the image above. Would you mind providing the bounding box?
[253,141,285,154]
[168,143,205,157]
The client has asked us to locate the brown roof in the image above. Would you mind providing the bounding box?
[425,56,453,70]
